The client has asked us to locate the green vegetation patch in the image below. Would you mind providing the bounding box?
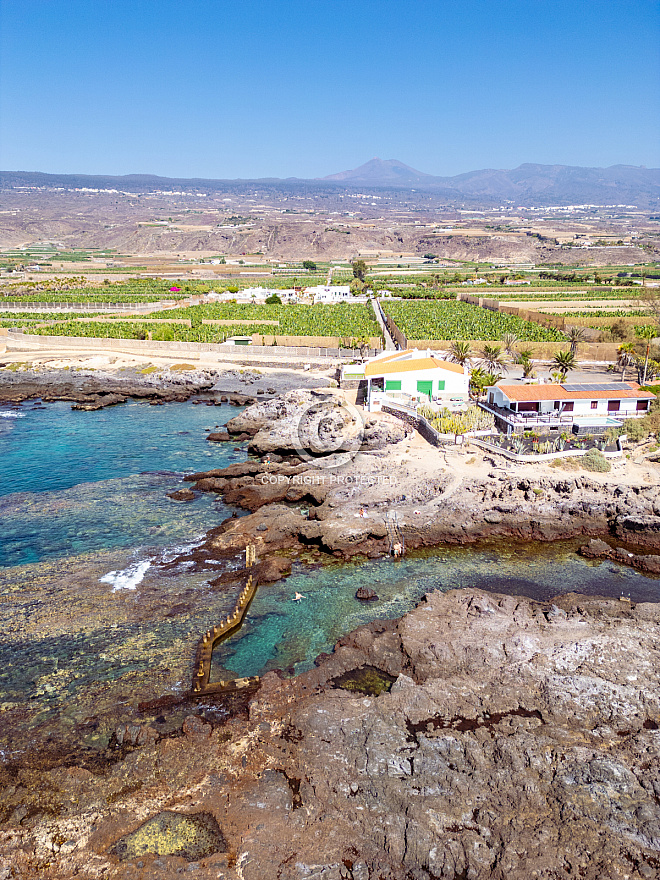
[382,300,564,342]
[418,405,495,435]
[581,448,611,473]
[150,302,380,339]
[330,665,397,696]
[108,810,227,862]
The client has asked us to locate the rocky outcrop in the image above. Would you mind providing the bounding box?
[183,456,660,560]
[3,589,659,879]
[0,370,217,408]
[225,389,411,457]
[580,537,660,574]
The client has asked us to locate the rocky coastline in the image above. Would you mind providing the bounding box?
[2,381,660,878]
[1,588,659,879]
[172,389,660,569]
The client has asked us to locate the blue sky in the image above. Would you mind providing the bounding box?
[1,0,659,178]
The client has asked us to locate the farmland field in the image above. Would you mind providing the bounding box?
[25,302,381,343]
[381,300,565,342]
[148,302,381,337]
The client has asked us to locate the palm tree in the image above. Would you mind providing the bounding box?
[617,342,636,383]
[469,366,489,399]
[552,349,576,381]
[520,356,536,379]
[479,344,506,376]
[635,325,656,385]
[564,326,587,356]
[501,332,519,362]
[448,340,472,366]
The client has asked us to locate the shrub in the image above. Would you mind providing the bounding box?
[581,448,611,472]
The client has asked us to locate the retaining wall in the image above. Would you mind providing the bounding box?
[254,334,382,349]
[5,330,366,361]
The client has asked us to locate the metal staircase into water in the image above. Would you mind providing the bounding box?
[384,511,405,556]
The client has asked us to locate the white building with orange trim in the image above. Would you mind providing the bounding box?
[360,349,469,408]
[483,381,655,434]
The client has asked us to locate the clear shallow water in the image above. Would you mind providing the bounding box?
[213,544,660,679]
[0,398,242,497]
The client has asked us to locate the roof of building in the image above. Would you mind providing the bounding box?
[495,382,655,402]
[365,350,465,377]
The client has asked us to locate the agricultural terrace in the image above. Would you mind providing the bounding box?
[381,300,565,342]
[27,303,381,344]
[148,302,381,338]
[0,279,187,303]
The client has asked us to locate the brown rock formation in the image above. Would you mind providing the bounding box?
[2,589,659,879]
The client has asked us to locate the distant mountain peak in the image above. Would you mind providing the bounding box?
[322,157,435,184]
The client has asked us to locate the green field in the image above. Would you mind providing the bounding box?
[25,302,381,343]
[148,302,380,337]
[381,300,565,342]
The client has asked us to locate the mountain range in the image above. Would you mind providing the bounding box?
[321,158,660,207]
[2,159,659,207]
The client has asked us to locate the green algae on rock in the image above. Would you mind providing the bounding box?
[108,810,227,862]
[330,664,397,696]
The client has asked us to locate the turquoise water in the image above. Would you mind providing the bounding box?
[0,399,246,566]
[0,397,658,759]
[0,399,243,497]
[213,544,660,679]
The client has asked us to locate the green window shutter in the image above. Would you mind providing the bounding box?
[437,380,445,391]
[417,380,433,399]
[385,379,402,391]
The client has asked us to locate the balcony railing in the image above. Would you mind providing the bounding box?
[479,401,574,427]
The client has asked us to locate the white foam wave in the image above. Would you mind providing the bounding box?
[100,560,151,592]
[158,536,205,564]
[0,411,25,419]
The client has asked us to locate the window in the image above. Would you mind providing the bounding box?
[563,402,574,412]
[437,380,445,391]
[385,380,401,391]
[637,400,649,411]
[607,400,620,412]
[591,401,598,410]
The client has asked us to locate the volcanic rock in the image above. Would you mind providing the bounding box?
[167,488,196,502]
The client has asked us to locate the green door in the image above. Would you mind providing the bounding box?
[417,380,433,400]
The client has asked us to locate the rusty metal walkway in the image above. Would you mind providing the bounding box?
[191,546,261,696]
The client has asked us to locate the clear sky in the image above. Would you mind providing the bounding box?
[1,0,659,178]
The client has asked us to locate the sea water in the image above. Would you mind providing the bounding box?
[0,398,658,758]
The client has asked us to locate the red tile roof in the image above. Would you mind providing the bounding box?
[496,383,654,402]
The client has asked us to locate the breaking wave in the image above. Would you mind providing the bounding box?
[100,559,151,592]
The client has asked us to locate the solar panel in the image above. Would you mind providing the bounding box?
[561,383,632,393]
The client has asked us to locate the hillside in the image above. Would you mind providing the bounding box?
[2,162,659,208]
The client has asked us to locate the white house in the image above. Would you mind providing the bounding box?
[364,349,469,409]
[308,285,353,304]
[483,381,655,434]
